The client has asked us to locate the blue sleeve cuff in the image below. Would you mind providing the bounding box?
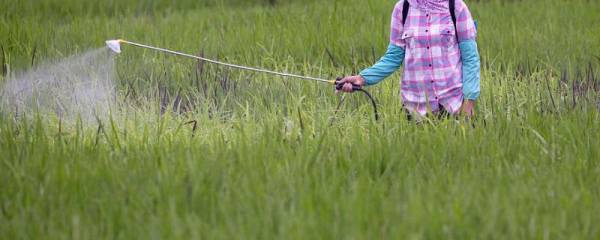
[359,44,405,86]
[459,40,481,100]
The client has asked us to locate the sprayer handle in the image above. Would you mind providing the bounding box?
[335,77,362,92]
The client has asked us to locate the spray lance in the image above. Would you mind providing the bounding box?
[106,39,378,120]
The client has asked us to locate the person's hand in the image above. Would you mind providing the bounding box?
[461,100,476,118]
[336,75,366,93]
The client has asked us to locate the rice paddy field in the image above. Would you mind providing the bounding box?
[1,0,600,239]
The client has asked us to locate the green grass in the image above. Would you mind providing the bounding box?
[1,0,600,239]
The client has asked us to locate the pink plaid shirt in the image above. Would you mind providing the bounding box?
[391,0,477,116]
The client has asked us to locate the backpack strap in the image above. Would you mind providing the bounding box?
[449,0,458,37]
[402,0,410,25]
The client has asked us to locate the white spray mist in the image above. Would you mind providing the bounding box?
[0,48,117,123]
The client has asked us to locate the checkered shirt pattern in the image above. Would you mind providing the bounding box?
[390,0,477,116]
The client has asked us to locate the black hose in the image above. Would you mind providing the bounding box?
[335,78,379,121]
[355,89,379,121]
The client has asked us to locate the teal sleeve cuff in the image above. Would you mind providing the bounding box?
[359,44,405,86]
[459,40,481,100]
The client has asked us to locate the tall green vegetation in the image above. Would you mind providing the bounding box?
[1,0,599,239]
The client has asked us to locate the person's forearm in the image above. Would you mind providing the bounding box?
[359,44,405,86]
[459,40,480,100]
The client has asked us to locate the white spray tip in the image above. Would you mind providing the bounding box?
[105,40,122,53]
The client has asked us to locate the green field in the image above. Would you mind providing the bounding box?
[1,0,600,239]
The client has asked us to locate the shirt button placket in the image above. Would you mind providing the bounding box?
[424,13,430,85]
[425,11,437,102]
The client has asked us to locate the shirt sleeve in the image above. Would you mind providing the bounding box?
[455,0,480,100]
[390,1,406,47]
[359,44,405,86]
[454,0,477,42]
[459,40,480,100]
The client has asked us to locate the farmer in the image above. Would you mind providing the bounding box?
[339,0,480,119]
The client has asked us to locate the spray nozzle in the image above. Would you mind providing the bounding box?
[105,40,122,54]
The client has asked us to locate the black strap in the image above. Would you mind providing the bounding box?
[449,0,457,37]
[402,0,410,25]
[401,0,457,33]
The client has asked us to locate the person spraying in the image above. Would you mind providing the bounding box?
[338,0,480,119]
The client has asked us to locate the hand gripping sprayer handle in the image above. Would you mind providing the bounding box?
[334,77,379,121]
[334,77,363,92]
